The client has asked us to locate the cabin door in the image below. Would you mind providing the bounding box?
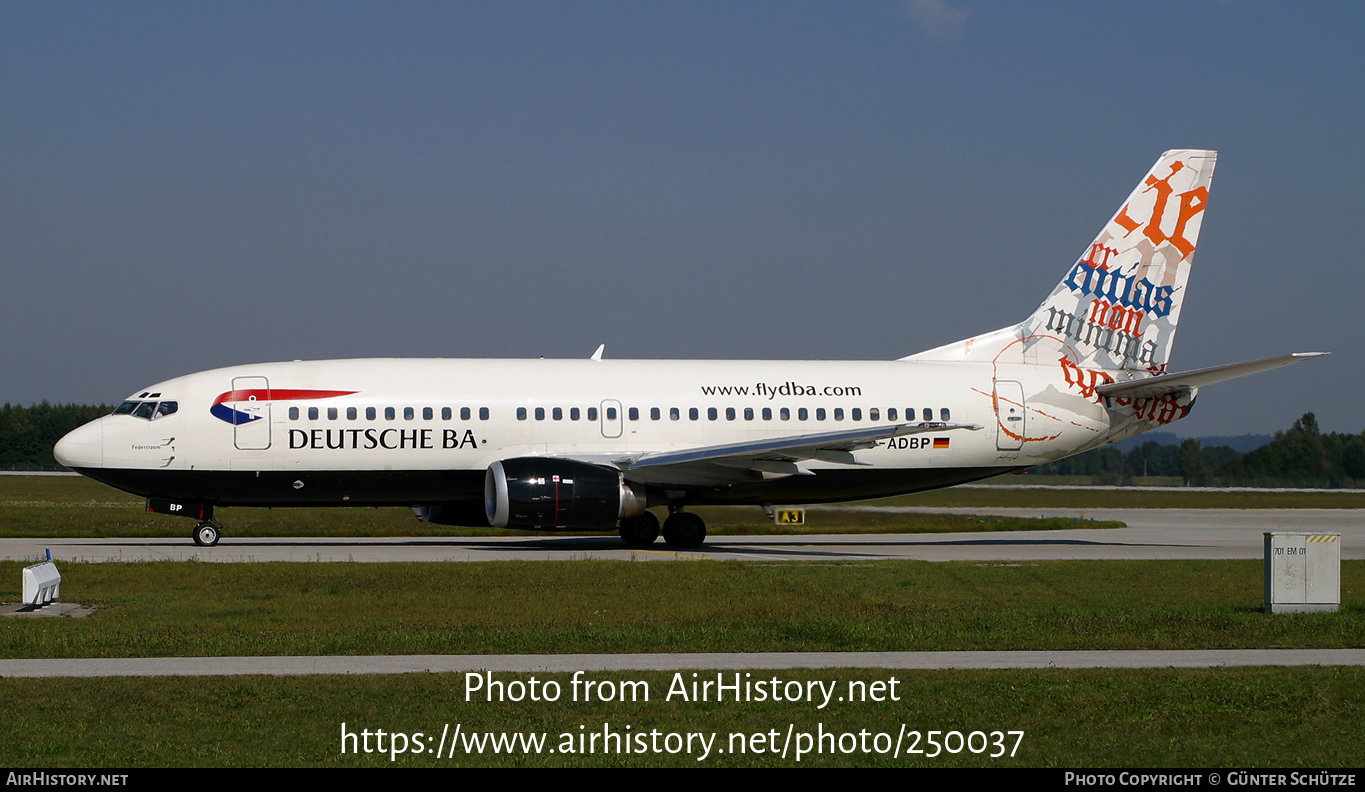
[600,399,623,438]
[994,380,1025,451]
[232,376,272,450]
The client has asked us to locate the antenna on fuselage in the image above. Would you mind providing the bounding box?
[590,344,605,361]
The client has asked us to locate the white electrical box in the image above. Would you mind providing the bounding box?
[1264,532,1340,614]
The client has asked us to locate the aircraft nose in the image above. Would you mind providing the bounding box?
[54,419,103,470]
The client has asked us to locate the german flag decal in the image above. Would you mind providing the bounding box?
[933,438,950,450]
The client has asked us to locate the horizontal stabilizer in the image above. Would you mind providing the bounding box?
[1095,353,1328,400]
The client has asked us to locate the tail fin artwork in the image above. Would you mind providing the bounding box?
[908,150,1218,374]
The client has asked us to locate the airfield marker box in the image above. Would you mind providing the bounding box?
[1264,532,1340,613]
[22,561,61,607]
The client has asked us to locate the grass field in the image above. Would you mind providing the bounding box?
[9,473,1364,542]
[2,560,1361,658]
[2,559,1363,767]
[4,667,1363,767]
[0,475,1125,538]
[2,474,1362,767]
[885,485,1365,509]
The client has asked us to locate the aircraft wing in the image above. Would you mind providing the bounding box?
[1095,352,1328,400]
[609,421,983,475]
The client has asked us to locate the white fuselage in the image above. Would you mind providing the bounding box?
[54,354,1137,511]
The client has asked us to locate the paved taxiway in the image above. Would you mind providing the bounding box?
[2,508,1360,563]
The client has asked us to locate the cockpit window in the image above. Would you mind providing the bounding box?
[113,400,178,420]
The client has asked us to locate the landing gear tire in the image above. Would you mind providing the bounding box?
[619,511,661,547]
[193,521,221,547]
[662,512,706,549]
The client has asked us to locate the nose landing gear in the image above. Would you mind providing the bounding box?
[192,520,222,547]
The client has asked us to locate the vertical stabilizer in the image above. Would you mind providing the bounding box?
[907,149,1217,374]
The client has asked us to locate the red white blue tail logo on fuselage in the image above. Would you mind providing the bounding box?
[210,389,358,425]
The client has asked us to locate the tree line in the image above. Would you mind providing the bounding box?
[1034,413,1365,487]
[3,403,1362,487]
[0,403,112,469]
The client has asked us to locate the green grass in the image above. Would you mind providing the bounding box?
[2,668,1362,766]
[3,476,1362,768]
[0,475,1122,537]
[2,560,1362,658]
[883,485,1365,509]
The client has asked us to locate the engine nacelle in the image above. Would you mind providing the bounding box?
[485,458,647,529]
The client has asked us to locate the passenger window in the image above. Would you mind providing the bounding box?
[479,407,489,420]
[385,407,396,421]
[308,407,319,420]
[744,407,754,420]
[923,408,932,421]
[852,408,861,421]
[347,407,357,420]
[628,407,639,421]
[404,407,415,420]
[941,408,951,421]
[888,408,897,421]
[367,407,377,420]
[762,408,772,420]
[553,407,563,420]
[780,407,790,421]
[834,408,844,421]
[289,406,300,420]
[816,408,826,421]
[535,407,545,420]
[708,408,718,421]
[651,407,661,420]
[869,408,879,421]
[798,408,808,421]
[670,407,680,421]
[442,407,452,420]
[689,408,699,421]
[606,407,617,420]
[725,407,736,421]
[458,407,468,420]
[588,407,598,421]
[328,407,338,420]
[422,407,432,420]
[517,407,527,420]
[571,407,580,421]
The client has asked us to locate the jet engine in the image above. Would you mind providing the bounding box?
[485,458,648,529]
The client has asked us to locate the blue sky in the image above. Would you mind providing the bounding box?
[2,1,1360,436]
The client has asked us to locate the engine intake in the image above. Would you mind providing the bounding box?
[485,458,647,529]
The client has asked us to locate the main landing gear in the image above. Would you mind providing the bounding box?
[192,520,222,547]
[618,511,660,548]
[618,509,706,550]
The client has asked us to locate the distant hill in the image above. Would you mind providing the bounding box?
[1112,433,1272,453]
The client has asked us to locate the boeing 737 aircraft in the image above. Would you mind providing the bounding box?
[55,150,1323,549]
